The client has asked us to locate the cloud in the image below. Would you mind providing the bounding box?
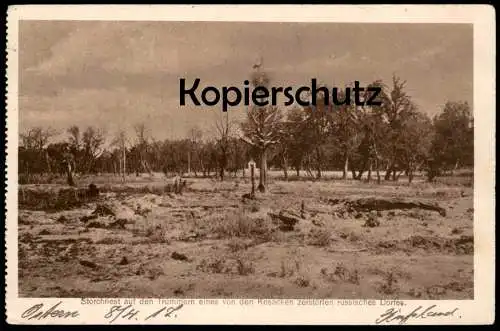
[19,21,473,141]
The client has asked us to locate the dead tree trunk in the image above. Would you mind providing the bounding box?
[122,148,126,182]
[367,160,372,182]
[219,167,224,182]
[385,163,394,181]
[251,164,256,197]
[258,149,267,192]
[66,162,75,186]
[315,147,322,179]
[282,153,288,181]
[45,151,52,174]
[376,159,381,184]
[342,154,349,180]
[408,168,414,183]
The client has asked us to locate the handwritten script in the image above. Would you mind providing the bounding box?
[104,304,184,323]
[375,305,460,324]
[21,302,80,320]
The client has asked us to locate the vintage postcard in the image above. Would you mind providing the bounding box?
[5,5,495,325]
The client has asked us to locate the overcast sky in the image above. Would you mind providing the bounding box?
[19,21,473,142]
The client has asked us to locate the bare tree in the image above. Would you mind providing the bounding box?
[81,126,105,173]
[19,127,56,175]
[188,126,203,176]
[133,123,152,175]
[214,111,233,181]
[241,63,284,192]
[111,130,129,181]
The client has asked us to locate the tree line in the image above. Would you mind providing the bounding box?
[19,67,473,191]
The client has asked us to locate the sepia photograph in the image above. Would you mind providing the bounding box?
[6,4,495,325]
[16,20,476,299]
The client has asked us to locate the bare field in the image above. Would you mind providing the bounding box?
[18,174,473,299]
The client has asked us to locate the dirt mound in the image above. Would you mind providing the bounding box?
[121,194,161,213]
[377,235,473,255]
[81,201,141,229]
[90,201,135,220]
[19,185,101,211]
[323,197,446,217]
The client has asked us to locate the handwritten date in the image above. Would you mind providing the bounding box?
[104,304,183,323]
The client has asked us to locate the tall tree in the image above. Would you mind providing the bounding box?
[19,127,56,174]
[81,126,105,173]
[284,106,309,177]
[380,75,417,181]
[330,87,362,180]
[111,130,129,181]
[429,101,473,178]
[188,126,203,176]
[397,111,434,183]
[301,84,335,178]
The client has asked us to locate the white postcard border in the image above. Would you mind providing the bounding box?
[5,5,496,325]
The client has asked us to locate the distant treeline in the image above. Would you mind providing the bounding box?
[19,73,473,188]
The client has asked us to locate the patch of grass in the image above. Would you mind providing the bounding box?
[95,236,125,245]
[133,220,170,244]
[321,263,360,285]
[243,202,260,213]
[19,173,66,185]
[196,257,230,274]
[209,211,274,239]
[227,238,251,252]
[378,271,399,295]
[236,258,255,276]
[306,228,331,247]
[279,258,301,278]
[294,275,310,287]
[363,214,380,228]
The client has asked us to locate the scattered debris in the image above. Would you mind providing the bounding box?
[312,218,324,227]
[426,285,447,298]
[378,272,399,295]
[171,251,189,261]
[56,215,68,223]
[321,263,360,284]
[294,276,310,287]
[323,197,446,217]
[119,257,129,265]
[92,204,116,217]
[86,218,127,229]
[241,192,255,201]
[87,183,100,198]
[19,186,101,211]
[363,214,380,228]
[347,197,447,217]
[408,287,424,298]
[268,210,301,231]
[79,259,98,269]
[307,228,331,246]
[135,205,152,216]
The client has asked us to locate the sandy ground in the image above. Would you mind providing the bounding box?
[18,175,473,299]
